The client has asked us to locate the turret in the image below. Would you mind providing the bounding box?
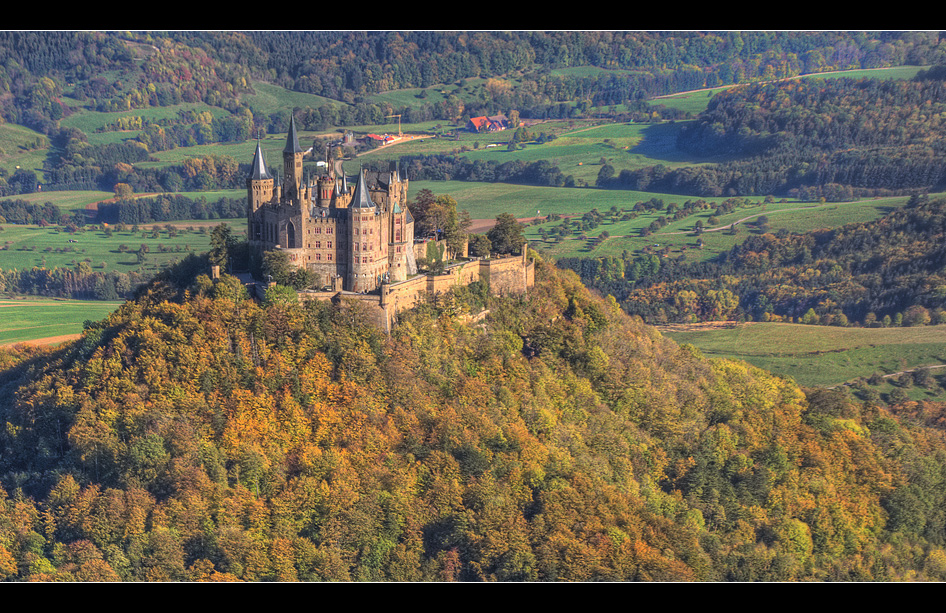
[247,139,273,242]
[282,115,304,202]
[349,168,376,292]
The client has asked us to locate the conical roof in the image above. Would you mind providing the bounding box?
[249,140,272,181]
[283,115,303,154]
[351,168,374,209]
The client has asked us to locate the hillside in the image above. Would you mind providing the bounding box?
[561,195,946,328]
[0,254,944,581]
[618,74,946,199]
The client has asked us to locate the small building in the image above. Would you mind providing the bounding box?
[466,114,509,133]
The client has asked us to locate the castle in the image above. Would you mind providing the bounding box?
[247,116,416,293]
[246,118,534,331]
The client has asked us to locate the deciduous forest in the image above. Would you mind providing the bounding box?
[1,255,946,581]
[4,30,946,582]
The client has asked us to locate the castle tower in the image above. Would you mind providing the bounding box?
[349,168,376,292]
[247,139,273,242]
[282,115,304,203]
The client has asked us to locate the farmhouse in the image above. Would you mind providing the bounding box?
[466,114,510,133]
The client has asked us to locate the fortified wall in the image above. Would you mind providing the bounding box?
[296,250,535,333]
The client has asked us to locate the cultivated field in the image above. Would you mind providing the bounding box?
[663,321,946,391]
[0,297,123,346]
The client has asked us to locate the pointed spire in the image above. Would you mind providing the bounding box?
[249,139,272,181]
[284,115,302,154]
[351,167,373,209]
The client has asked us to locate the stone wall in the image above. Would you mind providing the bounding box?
[296,251,534,333]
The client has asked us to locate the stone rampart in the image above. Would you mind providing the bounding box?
[297,251,533,332]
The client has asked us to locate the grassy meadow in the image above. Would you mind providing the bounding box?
[663,321,946,393]
[0,297,123,346]
[0,123,48,178]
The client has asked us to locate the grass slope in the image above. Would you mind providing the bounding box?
[664,321,946,389]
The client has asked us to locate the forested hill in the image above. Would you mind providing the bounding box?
[5,31,946,136]
[562,195,946,327]
[1,254,946,580]
[615,72,946,199]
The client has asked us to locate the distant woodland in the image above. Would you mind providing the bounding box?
[3,31,946,199]
[2,255,946,580]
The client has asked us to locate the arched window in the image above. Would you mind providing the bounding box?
[287,221,296,248]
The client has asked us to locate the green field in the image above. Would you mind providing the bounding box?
[663,321,946,390]
[355,120,710,188]
[0,190,114,214]
[0,297,123,346]
[242,82,343,117]
[0,123,48,178]
[0,219,241,274]
[407,180,710,222]
[59,103,231,138]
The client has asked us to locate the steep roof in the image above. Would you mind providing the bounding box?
[249,140,272,181]
[350,168,374,209]
[283,115,303,154]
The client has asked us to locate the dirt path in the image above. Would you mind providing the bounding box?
[652,67,907,100]
[657,321,743,333]
[1,334,80,349]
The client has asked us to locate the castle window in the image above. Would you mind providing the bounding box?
[327,241,332,248]
[327,253,332,261]
[315,241,321,249]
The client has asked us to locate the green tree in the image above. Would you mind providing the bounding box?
[596,164,615,187]
[468,233,492,257]
[262,249,293,285]
[263,283,299,307]
[209,224,238,271]
[114,183,134,200]
[487,213,526,255]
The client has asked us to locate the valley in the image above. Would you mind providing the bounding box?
[2,31,946,582]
